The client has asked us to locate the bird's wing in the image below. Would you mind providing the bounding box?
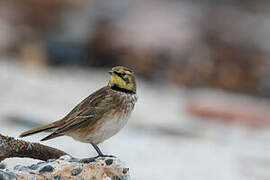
[41,86,116,141]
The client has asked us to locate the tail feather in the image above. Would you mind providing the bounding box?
[40,133,63,141]
[19,122,59,138]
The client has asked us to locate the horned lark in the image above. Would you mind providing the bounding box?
[20,66,137,156]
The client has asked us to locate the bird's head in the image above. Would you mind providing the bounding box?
[108,66,136,94]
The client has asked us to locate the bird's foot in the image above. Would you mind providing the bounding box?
[97,154,116,158]
[79,155,116,163]
[79,157,96,163]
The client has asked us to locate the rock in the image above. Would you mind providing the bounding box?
[13,165,28,172]
[59,155,71,161]
[105,159,114,166]
[0,170,17,180]
[68,157,80,163]
[1,156,130,180]
[71,167,82,176]
[0,163,6,169]
[39,165,54,173]
[47,159,56,163]
[54,174,61,180]
[37,161,46,166]
[28,164,39,170]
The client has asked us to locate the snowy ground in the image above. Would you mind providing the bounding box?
[1,60,270,180]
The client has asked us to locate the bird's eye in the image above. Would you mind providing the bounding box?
[121,72,126,76]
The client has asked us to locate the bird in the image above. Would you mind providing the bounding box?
[20,66,137,157]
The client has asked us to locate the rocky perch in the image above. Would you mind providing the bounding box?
[0,155,130,180]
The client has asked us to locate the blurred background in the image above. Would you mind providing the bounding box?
[1,0,270,179]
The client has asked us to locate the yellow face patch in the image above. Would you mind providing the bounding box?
[108,66,136,93]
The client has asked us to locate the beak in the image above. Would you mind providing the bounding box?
[108,70,114,75]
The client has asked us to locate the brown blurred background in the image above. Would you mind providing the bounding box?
[1,0,270,179]
[1,0,270,97]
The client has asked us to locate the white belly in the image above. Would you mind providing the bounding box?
[70,113,131,144]
[90,115,130,144]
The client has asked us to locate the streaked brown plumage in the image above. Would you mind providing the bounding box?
[20,66,137,156]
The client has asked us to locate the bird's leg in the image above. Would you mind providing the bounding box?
[91,143,104,156]
[91,143,114,157]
